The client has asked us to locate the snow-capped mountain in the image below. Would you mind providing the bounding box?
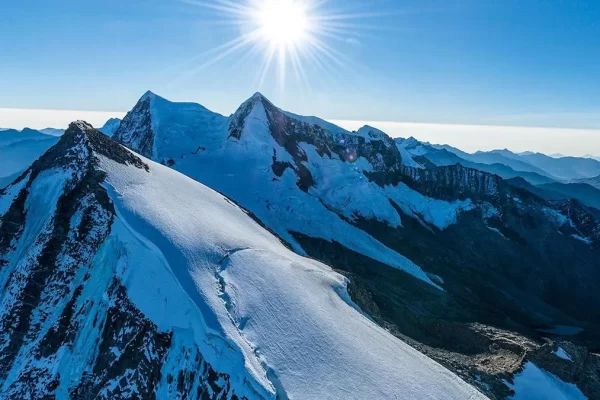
[113,91,600,399]
[432,145,558,181]
[409,142,556,185]
[0,128,59,188]
[0,122,489,399]
[98,117,122,137]
[401,139,600,210]
[439,145,600,181]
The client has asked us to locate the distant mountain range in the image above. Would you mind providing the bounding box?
[0,95,597,399]
[396,140,600,210]
[39,127,65,136]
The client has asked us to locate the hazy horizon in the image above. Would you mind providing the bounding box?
[2,104,599,158]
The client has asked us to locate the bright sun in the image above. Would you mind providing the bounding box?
[180,0,374,89]
[255,0,309,46]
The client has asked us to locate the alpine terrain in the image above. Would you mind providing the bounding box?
[0,122,488,399]
[0,91,598,399]
[108,91,599,399]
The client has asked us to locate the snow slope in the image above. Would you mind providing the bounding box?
[97,147,487,400]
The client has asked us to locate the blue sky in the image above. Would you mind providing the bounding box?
[1,0,599,133]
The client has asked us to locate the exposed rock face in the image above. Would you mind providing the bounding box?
[399,163,503,202]
[113,93,155,158]
[549,198,600,244]
[0,122,242,399]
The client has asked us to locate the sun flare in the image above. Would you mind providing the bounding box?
[178,0,375,89]
[255,0,309,46]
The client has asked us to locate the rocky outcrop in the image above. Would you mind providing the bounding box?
[400,163,503,203]
[113,92,155,158]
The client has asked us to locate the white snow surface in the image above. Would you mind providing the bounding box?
[401,137,432,156]
[0,173,29,217]
[356,125,389,142]
[397,141,424,168]
[555,347,573,361]
[505,362,586,400]
[145,91,229,161]
[97,152,487,400]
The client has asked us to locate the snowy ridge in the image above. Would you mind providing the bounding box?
[283,110,350,135]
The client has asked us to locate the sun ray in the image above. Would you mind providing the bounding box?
[168,29,263,88]
[256,42,278,88]
[170,0,390,91]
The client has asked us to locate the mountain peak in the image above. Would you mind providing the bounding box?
[356,125,389,142]
[20,127,41,134]
[39,127,65,136]
[50,120,148,173]
[240,91,274,109]
[403,136,421,147]
[228,92,279,140]
[138,90,172,105]
[141,90,157,101]
[357,124,379,132]
[71,120,94,132]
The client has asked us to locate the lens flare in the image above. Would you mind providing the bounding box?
[343,147,358,163]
